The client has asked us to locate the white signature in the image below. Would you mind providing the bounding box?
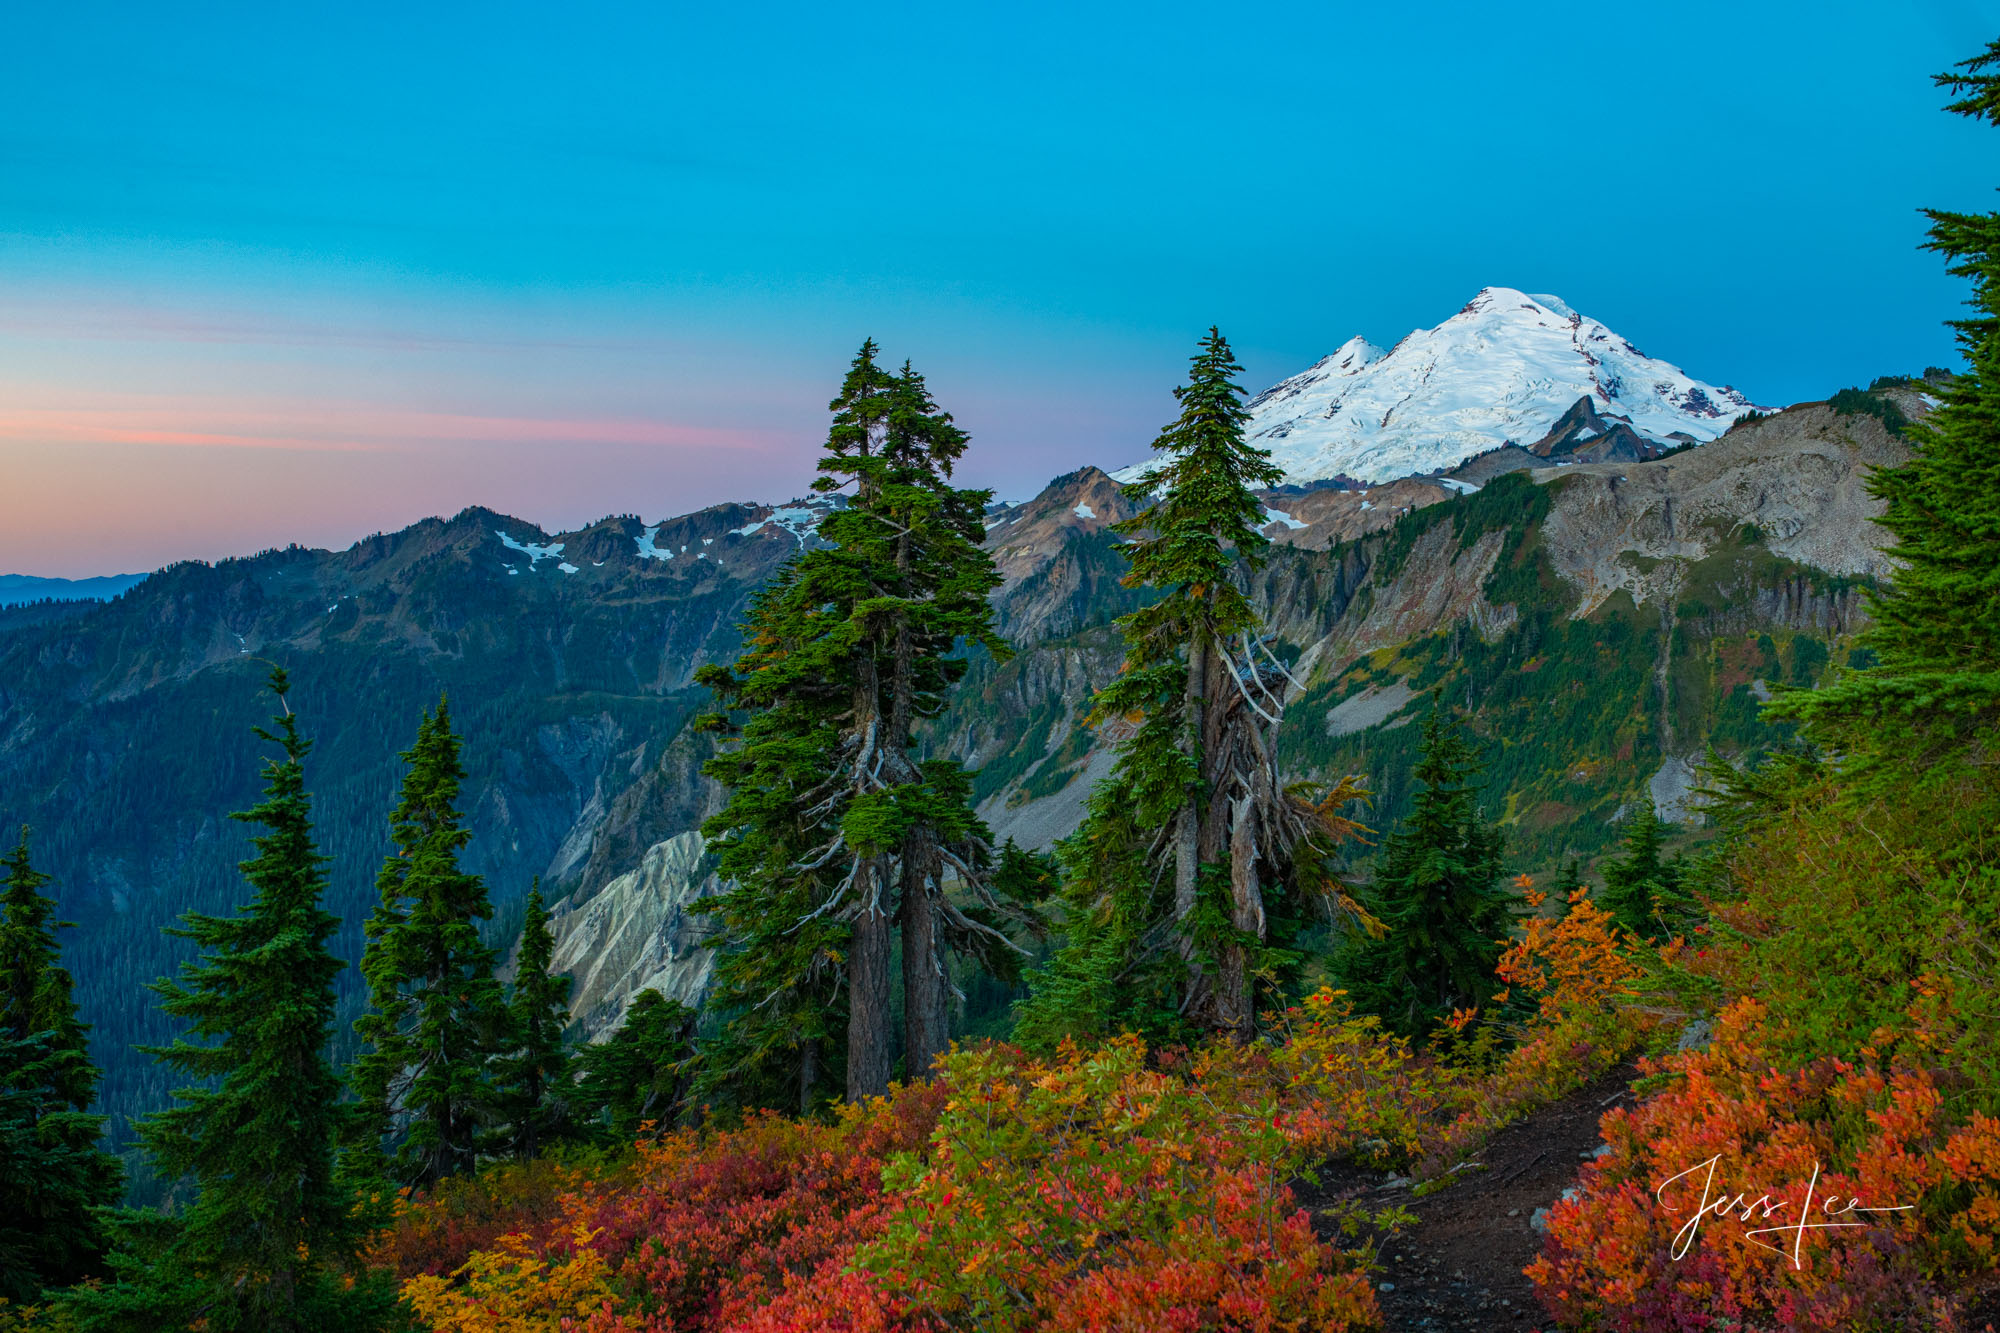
[1653,1155,1913,1269]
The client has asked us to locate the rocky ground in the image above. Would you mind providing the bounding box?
[1302,1067,1638,1331]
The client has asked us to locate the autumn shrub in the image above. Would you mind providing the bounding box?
[392,1079,948,1333]
[1679,754,2000,1106]
[402,1225,624,1332]
[1528,997,2000,1330]
[371,1154,610,1281]
[0,1301,79,1333]
[1410,884,1654,1181]
[861,1034,1382,1332]
[1265,987,1456,1166]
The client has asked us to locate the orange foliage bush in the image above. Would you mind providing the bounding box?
[1528,998,2000,1330]
[370,1155,605,1281]
[862,1032,1382,1332]
[1415,885,1654,1181]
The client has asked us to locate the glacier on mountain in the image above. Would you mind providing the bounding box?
[1115,288,1769,486]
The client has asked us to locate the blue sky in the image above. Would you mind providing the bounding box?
[4,0,1996,575]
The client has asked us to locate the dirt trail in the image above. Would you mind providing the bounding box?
[1300,1066,1638,1330]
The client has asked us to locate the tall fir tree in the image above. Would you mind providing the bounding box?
[1775,42,2000,753]
[348,698,508,1189]
[697,343,1025,1104]
[1017,329,1366,1047]
[494,881,574,1159]
[0,829,121,1301]
[114,670,357,1327]
[695,564,852,1114]
[1336,703,1515,1036]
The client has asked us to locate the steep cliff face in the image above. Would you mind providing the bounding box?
[1275,399,1909,859]
[1310,525,1517,673]
[548,831,718,1035]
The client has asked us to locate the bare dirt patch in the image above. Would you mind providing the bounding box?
[1299,1066,1639,1330]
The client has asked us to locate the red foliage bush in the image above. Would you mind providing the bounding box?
[370,1155,604,1280]
[1528,998,2000,1330]
[398,1081,947,1333]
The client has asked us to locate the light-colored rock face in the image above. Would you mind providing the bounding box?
[979,744,1120,854]
[1316,524,1517,674]
[547,829,717,1040]
[1537,402,1907,617]
[1324,681,1417,738]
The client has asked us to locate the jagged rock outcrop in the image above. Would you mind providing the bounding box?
[1256,478,1453,551]
[1526,395,1679,464]
[1311,525,1516,675]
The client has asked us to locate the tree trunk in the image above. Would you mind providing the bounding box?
[900,834,951,1080]
[1174,630,1209,1016]
[798,1037,819,1116]
[1218,784,1266,1040]
[884,519,956,1080]
[846,861,894,1102]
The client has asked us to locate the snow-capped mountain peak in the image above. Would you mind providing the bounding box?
[1118,287,1768,486]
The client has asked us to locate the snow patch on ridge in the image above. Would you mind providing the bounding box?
[635,526,673,560]
[731,506,823,545]
[497,529,565,568]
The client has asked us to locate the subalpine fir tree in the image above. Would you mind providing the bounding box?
[695,565,852,1114]
[1775,43,2000,752]
[348,699,508,1188]
[697,343,1026,1104]
[574,989,695,1139]
[494,881,573,1158]
[0,828,121,1301]
[1336,702,1515,1036]
[1599,803,1682,938]
[1018,329,1367,1046]
[119,670,357,1327]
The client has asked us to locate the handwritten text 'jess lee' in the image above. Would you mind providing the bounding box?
[1654,1156,1912,1269]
